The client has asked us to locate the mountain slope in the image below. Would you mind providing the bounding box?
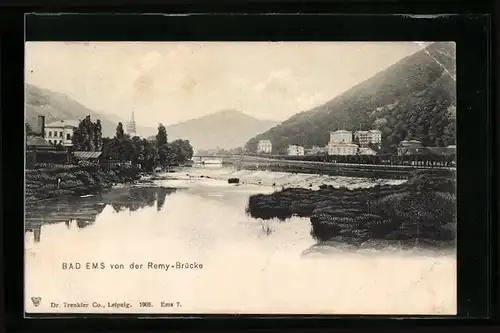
[245,42,456,153]
[160,110,279,151]
[25,84,157,138]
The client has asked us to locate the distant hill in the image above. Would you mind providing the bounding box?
[25,84,157,138]
[245,42,456,153]
[151,110,279,151]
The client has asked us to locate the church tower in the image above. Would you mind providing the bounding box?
[126,111,137,137]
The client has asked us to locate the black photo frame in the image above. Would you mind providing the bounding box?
[2,3,496,332]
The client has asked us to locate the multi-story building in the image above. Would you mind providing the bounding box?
[354,130,369,145]
[397,140,423,155]
[328,143,359,155]
[257,140,272,154]
[354,129,382,146]
[287,145,305,156]
[368,129,382,144]
[44,120,79,146]
[329,130,353,144]
[327,130,358,155]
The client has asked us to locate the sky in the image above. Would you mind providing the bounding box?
[25,42,429,127]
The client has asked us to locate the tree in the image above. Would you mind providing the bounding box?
[156,123,168,148]
[115,122,125,140]
[154,123,171,167]
[442,120,456,146]
[93,119,103,151]
[71,116,103,151]
[157,145,171,166]
[72,116,93,151]
[169,139,194,164]
[71,127,85,150]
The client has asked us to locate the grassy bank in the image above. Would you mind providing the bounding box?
[247,169,456,248]
[25,163,142,204]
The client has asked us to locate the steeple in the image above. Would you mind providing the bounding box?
[127,111,137,136]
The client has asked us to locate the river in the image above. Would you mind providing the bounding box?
[24,166,456,315]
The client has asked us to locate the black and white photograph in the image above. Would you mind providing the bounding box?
[24,41,457,315]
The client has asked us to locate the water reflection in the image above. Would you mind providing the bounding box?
[24,171,457,315]
[25,186,177,243]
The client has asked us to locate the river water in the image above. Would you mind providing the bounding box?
[24,166,456,315]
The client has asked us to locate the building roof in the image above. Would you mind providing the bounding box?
[399,140,422,145]
[26,135,52,148]
[354,130,368,134]
[331,130,351,134]
[328,143,359,147]
[368,129,382,133]
[359,147,377,153]
[73,151,103,159]
[45,120,80,128]
[258,140,272,144]
[399,146,455,156]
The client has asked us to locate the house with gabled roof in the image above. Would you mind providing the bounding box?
[44,119,79,147]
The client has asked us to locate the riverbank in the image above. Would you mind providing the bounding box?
[230,155,455,180]
[247,169,456,249]
[25,163,142,204]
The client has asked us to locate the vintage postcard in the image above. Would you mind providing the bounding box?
[24,41,457,315]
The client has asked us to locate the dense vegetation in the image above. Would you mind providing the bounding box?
[245,42,456,154]
[71,117,194,171]
[25,163,142,203]
[247,169,456,248]
[25,117,194,202]
[71,115,103,151]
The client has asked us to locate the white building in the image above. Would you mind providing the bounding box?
[358,147,377,155]
[329,130,353,144]
[287,145,305,156]
[44,120,79,146]
[328,143,358,155]
[327,130,358,155]
[354,130,369,145]
[368,129,382,144]
[257,140,272,154]
[354,129,382,146]
[310,146,328,155]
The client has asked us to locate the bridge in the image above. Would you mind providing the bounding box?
[191,154,242,164]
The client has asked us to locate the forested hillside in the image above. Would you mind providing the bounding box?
[245,42,456,154]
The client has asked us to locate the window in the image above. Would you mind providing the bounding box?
[48,131,52,137]
[48,140,52,144]
[60,131,63,137]
[66,133,71,140]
